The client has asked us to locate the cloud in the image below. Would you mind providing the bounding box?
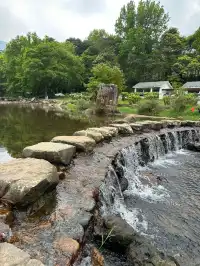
[63,0,107,15]
[0,0,200,42]
[0,5,28,41]
[160,0,200,35]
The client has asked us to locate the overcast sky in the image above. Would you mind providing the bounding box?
[0,0,200,41]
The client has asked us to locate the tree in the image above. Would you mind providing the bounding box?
[87,63,125,95]
[0,53,6,96]
[116,0,169,86]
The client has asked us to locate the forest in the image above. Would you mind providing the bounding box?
[0,0,200,98]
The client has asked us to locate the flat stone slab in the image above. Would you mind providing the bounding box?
[0,158,58,206]
[110,123,133,134]
[23,142,76,165]
[130,123,144,132]
[101,126,119,136]
[73,130,104,143]
[51,136,95,152]
[0,243,44,266]
[87,128,113,139]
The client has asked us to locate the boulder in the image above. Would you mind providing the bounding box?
[0,242,44,265]
[53,237,80,257]
[23,142,76,165]
[73,130,104,143]
[0,158,58,206]
[109,124,133,135]
[103,216,138,251]
[51,136,95,152]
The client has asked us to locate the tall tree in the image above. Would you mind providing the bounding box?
[116,0,169,87]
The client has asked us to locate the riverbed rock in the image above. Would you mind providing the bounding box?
[23,142,76,165]
[73,130,104,143]
[130,123,144,132]
[186,142,200,152]
[0,158,58,206]
[127,242,176,266]
[52,136,95,152]
[181,120,197,127]
[53,236,80,257]
[109,124,133,135]
[0,222,12,242]
[0,242,44,265]
[91,248,104,266]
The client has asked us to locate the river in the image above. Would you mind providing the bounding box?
[0,104,108,160]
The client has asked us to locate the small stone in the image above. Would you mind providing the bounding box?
[58,171,66,180]
[51,136,95,152]
[91,248,104,266]
[23,142,76,165]
[53,237,79,257]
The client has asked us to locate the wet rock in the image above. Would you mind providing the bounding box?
[58,171,66,180]
[120,177,128,192]
[0,222,12,242]
[109,124,133,135]
[127,242,176,266]
[0,205,13,224]
[103,216,137,251]
[23,142,76,165]
[0,158,58,206]
[52,136,95,152]
[181,120,196,127]
[130,123,144,132]
[91,248,104,266]
[0,242,44,265]
[53,236,80,257]
[74,130,104,143]
[186,142,200,152]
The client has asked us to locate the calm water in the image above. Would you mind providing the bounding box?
[0,104,107,159]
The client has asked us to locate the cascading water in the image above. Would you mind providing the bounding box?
[100,129,200,265]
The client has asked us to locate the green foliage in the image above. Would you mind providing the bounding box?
[127,93,141,104]
[170,95,188,112]
[143,92,159,100]
[163,96,170,106]
[137,99,162,115]
[184,93,197,106]
[87,63,125,94]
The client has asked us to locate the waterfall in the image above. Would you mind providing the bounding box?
[100,129,200,233]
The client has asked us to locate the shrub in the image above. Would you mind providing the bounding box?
[171,95,187,112]
[144,92,159,100]
[137,99,162,115]
[128,93,141,104]
[76,99,91,111]
[184,93,197,106]
[163,96,170,106]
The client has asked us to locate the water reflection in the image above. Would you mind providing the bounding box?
[0,146,12,163]
[0,104,105,159]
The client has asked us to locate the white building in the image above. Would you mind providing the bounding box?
[183,81,200,93]
[132,81,174,99]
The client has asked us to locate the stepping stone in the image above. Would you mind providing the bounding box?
[109,123,133,135]
[87,128,113,140]
[73,130,104,143]
[0,158,58,206]
[23,142,76,165]
[51,136,95,152]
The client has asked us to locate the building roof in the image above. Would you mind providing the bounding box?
[183,81,200,88]
[133,81,173,89]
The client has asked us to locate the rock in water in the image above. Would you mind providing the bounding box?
[91,248,104,266]
[0,242,44,265]
[51,136,95,152]
[0,158,58,206]
[23,142,76,165]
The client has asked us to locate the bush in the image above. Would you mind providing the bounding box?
[76,99,91,111]
[171,95,187,112]
[144,92,159,100]
[184,93,197,106]
[137,99,162,115]
[163,96,170,106]
[128,93,141,104]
